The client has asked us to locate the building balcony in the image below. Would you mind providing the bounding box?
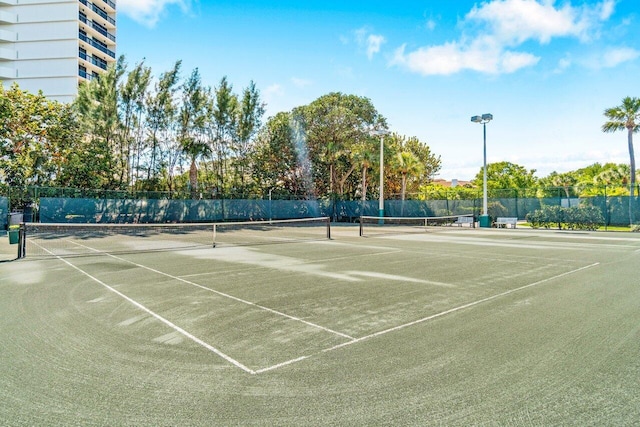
[78,66,99,80]
[79,0,116,28]
[79,50,108,71]
[98,0,116,14]
[0,10,17,24]
[0,46,14,60]
[79,13,116,43]
[79,31,115,59]
[0,64,13,79]
[0,29,15,42]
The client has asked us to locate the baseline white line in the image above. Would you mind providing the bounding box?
[72,241,355,340]
[31,242,257,375]
[323,262,600,353]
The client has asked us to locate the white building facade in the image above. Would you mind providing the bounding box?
[0,0,116,103]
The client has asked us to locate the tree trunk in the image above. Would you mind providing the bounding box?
[401,174,407,216]
[190,159,198,199]
[361,166,368,202]
[628,127,636,225]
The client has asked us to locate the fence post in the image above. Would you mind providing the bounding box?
[604,185,608,230]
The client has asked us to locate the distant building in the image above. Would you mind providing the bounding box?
[432,179,472,188]
[0,0,116,103]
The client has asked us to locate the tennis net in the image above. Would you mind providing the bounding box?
[359,214,475,237]
[21,217,331,258]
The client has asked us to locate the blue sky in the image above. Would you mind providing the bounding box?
[116,0,639,180]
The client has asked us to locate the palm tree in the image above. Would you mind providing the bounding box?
[602,97,640,224]
[348,140,378,217]
[179,69,210,198]
[395,151,424,215]
[182,137,211,199]
[548,171,577,198]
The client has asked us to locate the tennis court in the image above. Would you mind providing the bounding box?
[1,220,639,425]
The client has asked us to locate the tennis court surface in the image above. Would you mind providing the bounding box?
[2,221,640,425]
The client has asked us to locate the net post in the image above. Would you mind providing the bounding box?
[326,217,331,239]
[212,224,216,248]
[359,217,363,237]
[18,223,25,259]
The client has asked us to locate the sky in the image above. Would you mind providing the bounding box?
[116,0,640,181]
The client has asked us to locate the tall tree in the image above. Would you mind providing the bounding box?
[351,139,378,202]
[395,151,424,202]
[144,61,181,188]
[178,69,210,198]
[211,76,239,194]
[294,92,386,197]
[472,161,537,190]
[251,112,304,196]
[118,60,151,186]
[541,171,578,198]
[602,96,640,224]
[232,81,265,191]
[75,56,127,189]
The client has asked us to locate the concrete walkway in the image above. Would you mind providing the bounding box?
[0,231,19,262]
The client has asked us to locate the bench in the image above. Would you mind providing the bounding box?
[495,217,517,228]
[454,216,474,227]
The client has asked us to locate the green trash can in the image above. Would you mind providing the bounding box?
[8,229,19,244]
[479,214,491,228]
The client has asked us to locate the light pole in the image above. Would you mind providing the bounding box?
[471,113,493,227]
[369,129,390,221]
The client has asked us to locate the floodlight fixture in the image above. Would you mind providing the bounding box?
[369,128,390,136]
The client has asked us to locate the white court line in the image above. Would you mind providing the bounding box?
[255,356,311,374]
[323,262,600,353]
[71,241,355,341]
[254,262,600,373]
[31,242,257,375]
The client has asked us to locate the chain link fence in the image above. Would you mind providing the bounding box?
[2,185,640,228]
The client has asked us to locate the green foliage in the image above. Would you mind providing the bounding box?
[293,92,385,197]
[602,97,640,224]
[526,205,604,230]
[0,83,85,191]
[487,201,508,219]
[473,161,537,190]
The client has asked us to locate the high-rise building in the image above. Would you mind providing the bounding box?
[0,0,116,103]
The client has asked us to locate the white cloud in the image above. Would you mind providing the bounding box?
[291,77,313,88]
[554,55,572,73]
[500,50,540,72]
[366,34,386,59]
[602,47,640,68]
[354,27,385,60]
[391,0,615,76]
[264,84,284,97]
[391,37,539,75]
[118,0,191,28]
[467,0,585,44]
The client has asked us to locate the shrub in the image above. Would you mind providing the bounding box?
[487,201,508,220]
[526,205,604,231]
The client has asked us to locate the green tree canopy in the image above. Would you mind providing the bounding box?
[472,161,537,190]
